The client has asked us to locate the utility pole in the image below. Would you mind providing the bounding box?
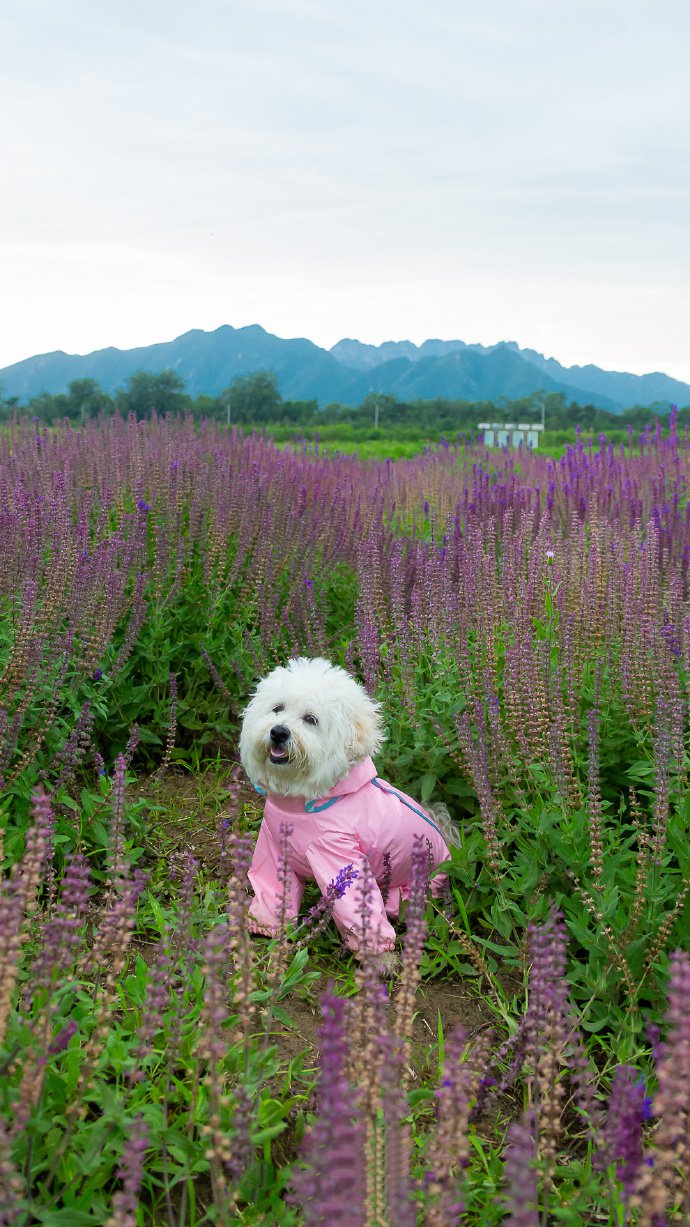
[220,389,232,429]
[367,388,381,430]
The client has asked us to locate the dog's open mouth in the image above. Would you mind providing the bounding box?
[269,747,290,765]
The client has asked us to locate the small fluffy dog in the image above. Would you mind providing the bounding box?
[240,657,453,971]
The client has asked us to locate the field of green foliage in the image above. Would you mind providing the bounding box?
[1,413,689,1225]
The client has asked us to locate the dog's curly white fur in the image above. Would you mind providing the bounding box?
[239,656,384,799]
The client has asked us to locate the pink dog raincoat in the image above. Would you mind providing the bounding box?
[247,756,451,954]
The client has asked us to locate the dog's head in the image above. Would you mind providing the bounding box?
[239,657,384,798]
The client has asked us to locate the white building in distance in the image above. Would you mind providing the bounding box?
[478,422,544,448]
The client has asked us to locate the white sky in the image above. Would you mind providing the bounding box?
[2,0,690,380]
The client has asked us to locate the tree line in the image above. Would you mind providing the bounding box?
[1,368,687,435]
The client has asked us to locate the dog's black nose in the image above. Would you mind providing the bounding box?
[270,724,290,743]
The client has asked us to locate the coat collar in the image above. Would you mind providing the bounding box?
[254,756,377,809]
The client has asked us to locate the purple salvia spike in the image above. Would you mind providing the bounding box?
[291,990,366,1225]
[602,1065,650,1201]
[502,1109,540,1226]
[106,1116,149,1227]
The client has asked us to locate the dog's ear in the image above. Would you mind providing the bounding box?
[348,700,385,760]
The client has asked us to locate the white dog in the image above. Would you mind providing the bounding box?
[240,657,452,972]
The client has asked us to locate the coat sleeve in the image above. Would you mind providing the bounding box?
[305,834,396,955]
[247,821,305,936]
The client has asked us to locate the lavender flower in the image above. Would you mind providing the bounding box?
[49,700,95,796]
[587,707,604,887]
[291,991,366,1225]
[394,836,430,1069]
[27,851,91,1003]
[524,908,601,1174]
[354,852,376,958]
[127,937,173,1080]
[201,645,236,705]
[635,950,690,1224]
[105,753,128,891]
[157,671,177,773]
[502,1110,540,1226]
[47,1018,78,1054]
[0,790,55,1044]
[424,1026,494,1226]
[0,1117,23,1222]
[603,1065,650,1200]
[294,863,359,947]
[106,1117,149,1227]
[226,834,255,1042]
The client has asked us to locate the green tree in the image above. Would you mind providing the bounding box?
[66,378,113,421]
[26,391,71,422]
[0,385,20,420]
[117,370,189,419]
[216,371,282,425]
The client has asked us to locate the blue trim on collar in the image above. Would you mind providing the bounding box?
[253,783,342,813]
[305,795,343,814]
[370,778,442,835]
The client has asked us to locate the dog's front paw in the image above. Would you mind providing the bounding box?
[369,950,401,979]
[247,920,278,940]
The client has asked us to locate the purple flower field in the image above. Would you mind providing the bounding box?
[1,413,690,1223]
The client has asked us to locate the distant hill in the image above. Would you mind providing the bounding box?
[503,343,690,410]
[329,337,468,370]
[2,324,689,412]
[0,325,351,404]
[332,337,690,410]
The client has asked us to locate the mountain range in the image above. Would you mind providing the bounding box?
[1,324,689,412]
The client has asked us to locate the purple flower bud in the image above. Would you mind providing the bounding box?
[291,990,366,1222]
[502,1110,539,1226]
[48,1019,78,1054]
[603,1065,647,1199]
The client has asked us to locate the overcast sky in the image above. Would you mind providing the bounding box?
[2,0,689,380]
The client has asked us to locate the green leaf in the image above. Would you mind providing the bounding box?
[418,773,437,803]
[250,1123,288,1143]
[136,726,163,745]
[35,1213,98,1225]
[407,1088,435,1106]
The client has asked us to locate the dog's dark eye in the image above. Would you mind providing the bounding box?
[303,714,318,726]
[272,704,284,714]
